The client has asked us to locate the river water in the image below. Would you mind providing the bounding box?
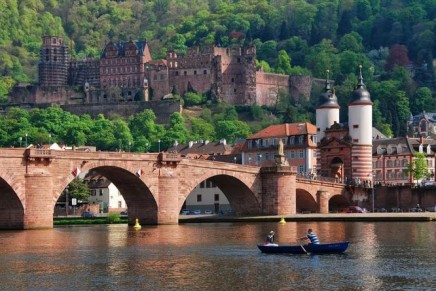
[0,221,434,290]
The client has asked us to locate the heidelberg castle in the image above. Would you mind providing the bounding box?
[9,36,312,120]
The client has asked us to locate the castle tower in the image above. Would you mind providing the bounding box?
[316,70,339,143]
[348,66,373,182]
[38,36,69,86]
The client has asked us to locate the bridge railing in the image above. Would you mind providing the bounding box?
[296,173,342,184]
[25,148,53,158]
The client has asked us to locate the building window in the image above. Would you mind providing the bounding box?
[91,190,96,196]
[353,124,359,128]
[298,136,304,144]
[290,137,295,144]
[214,194,219,201]
[290,151,295,159]
[298,150,304,158]
[200,181,205,188]
[99,189,103,196]
[197,194,202,202]
[298,165,304,173]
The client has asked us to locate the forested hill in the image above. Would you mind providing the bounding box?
[0,0,435,138]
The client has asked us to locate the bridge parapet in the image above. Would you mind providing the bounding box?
[25,148,54,160]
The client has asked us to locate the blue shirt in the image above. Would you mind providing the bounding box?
[307,232,320,244]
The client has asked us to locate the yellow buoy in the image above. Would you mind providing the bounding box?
[133,218,142,230]
[279,216,286,224]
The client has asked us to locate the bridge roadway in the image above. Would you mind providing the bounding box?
[0,148,350,229]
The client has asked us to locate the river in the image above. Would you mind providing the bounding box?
[0,221,434,290]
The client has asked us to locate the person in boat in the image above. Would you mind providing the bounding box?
[300,228,320,244]
[265,231,275,244]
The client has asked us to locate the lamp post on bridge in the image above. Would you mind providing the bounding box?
[372,172,376,212]
[233,156,237,164]
[25,133,28,148]
[65,186,69,217]
[19,137,22,147]
[49,134,51,145]
[128,141,131,152]
[158,139,161,152]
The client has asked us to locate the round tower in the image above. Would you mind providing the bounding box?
[38,36,69,86]
[316,70,340,143]
[348,65,373,182]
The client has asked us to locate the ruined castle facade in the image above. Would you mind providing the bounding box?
[10,36,312,112]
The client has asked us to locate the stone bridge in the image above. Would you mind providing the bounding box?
[0,148,351,229]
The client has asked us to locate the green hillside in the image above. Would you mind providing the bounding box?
[0,0,435,138]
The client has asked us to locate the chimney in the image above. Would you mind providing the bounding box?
[188,141,194,148]
[173,140,178,147]
[220,138,227,145]
[204,140,209,145]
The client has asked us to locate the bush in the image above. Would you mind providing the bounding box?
[106,213,121,224]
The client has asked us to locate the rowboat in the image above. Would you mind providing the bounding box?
[257,241,349,254]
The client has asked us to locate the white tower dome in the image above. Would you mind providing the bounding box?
[316,71,339,143]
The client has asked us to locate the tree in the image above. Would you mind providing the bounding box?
[59,178,91,203]
[215,120,251,144]
[183,92,204,106]
[385,44,410,71]
[408,152,431,185]
[411,87,434,115]
[276,50,292,75]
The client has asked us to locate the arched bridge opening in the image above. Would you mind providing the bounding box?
[0,177,24,229]
[90,166,157,225]
[181,174,261,216]
[296,189,317,213]
[329,194,350,213]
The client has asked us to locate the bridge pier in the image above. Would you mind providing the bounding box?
[261,166,297,215]
[156,175,180,225]
[24,173,54,229]
[317,190,331,214]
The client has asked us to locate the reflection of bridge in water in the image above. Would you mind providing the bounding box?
[0,148,355,229]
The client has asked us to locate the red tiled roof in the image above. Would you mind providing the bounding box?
[248,122,316,139]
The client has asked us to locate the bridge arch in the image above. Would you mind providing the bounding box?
[179,169,262,215]
[80,163,158,224]
[296,189,317,213]
[0,174,25,229]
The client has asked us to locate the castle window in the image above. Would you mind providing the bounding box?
[234,89,237,93]
[194,70,197,75]
[203,70,207,74]
[160,75,164,80]
[353,124,358,128]
[238,57,241,63]
[184,71,187,76]
[231,78,235,82]
[175,71,179,76]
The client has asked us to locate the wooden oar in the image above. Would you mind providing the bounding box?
[297,239,310,255]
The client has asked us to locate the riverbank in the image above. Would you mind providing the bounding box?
[179,212,436,223]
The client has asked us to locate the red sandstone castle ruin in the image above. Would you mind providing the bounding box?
[10,36,312,108]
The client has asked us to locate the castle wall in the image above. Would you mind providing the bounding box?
[255,72,290,106]
[366,186,436,210]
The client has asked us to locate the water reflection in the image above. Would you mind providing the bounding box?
[0,222,435,290]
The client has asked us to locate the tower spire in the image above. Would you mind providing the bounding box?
[357,64,364,88]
